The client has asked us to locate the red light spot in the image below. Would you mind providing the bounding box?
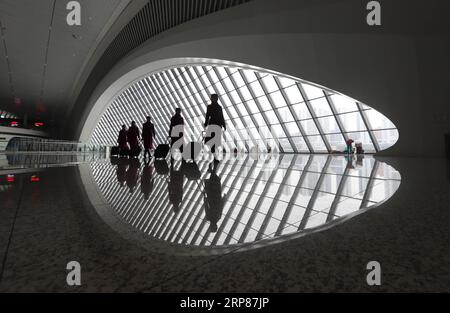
[10,121,18,127]
[30,175,40,182]
[34,122,44,127]
[7,175,15,183]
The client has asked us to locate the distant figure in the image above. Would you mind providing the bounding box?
[142,116,156,159]
[355,142,364,154]
[126,158,140,193]
[204,160,225,232]
[345,138,354,154]
[168,161,183,214]
[127,121,141,151]
[140,159,154,200]
[118,125,128,151]
[169,108,184,153]
[204,94,226,156]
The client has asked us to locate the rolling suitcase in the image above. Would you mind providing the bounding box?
[111,146,120,156]
[129,145,142,158]
[154,160,169,175]
[119,147,130,157]
[154,143,170,159]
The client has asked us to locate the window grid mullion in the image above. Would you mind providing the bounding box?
[356,102,380,152]
[273,76,313,153]
[296,83,332,153]
[256,72,299,153]
[217,67,263,148]
[238,69,284,153]
[323,90,349,142]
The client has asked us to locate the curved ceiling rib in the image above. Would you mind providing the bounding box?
[68,0,254,138]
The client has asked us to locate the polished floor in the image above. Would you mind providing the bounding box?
[0,153,449,292]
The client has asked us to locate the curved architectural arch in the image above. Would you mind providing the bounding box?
[86,58,398,153]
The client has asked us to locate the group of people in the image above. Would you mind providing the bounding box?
[117,94,226,160]
[118,116,156,159]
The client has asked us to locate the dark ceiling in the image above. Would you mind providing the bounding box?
[0,0,126,123]
[0,0,254,137]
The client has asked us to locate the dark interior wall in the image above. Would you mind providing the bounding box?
[70,0,450,157]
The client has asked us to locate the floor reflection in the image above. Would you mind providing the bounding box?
[87,154,401,252]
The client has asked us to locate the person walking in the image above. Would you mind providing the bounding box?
[142,116,156,159]
[204,94,226,159]
[127,121,141,158]
[169,108,184,155]
[117,124,128,156]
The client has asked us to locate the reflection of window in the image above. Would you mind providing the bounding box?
[91,63,399,153]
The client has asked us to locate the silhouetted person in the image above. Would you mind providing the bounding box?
[204,94,226,156]
[142,116,156,159]
[168,161,183,214]
[126,158,140,193]
[118,125,128,153]
[140,159,154,200]
[169,108,184,153]
[127,121,141,153]
[116,157,129,187]
[345,138,354,154]
[204,160,225,232]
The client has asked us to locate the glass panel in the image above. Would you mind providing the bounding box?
[325,133,346,151]
[292,136,310,152]
[307,135,327,152]
[278,76,296,88]
[372,129,399,150]
[284,85,303,104]
[248,81,265,97]
[329,94,358,114]
[261,75,279,93]
[292,103,312,120]
[242,69,257,82]
[258,96,273,111]
[299,119,320,135]
[302,83,324,100]
[276,106,294,122]
[317,115,341,134]
[285,122,301,136]
[271,124,286,138]
[364,109,396,130]
[309,97,332,117]
[269,91,287,108]
[339,112,367,132]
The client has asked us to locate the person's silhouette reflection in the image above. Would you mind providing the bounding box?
[356,155,364,167]
[140,159,154,200]
[126,158,140,193]
[203,160,225,233]
[345,155,355,169]
[168,160,183,214]
[116,157,129,187]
